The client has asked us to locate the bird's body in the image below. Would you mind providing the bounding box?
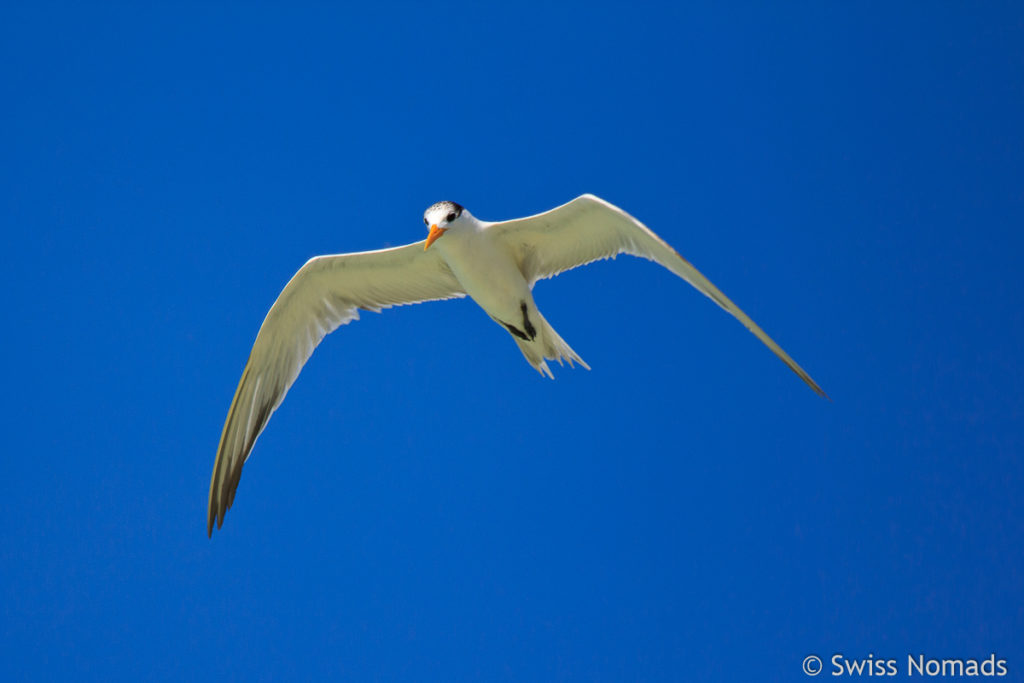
[208,194,826,535]
[431,212,585,373]
[435,214,533,328]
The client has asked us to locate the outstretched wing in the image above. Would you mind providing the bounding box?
[208,241,465,535]
[487,194,827,398]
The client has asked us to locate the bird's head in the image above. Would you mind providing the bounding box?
[423,201,466,250]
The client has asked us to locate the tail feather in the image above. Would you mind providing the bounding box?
[513,311,590,378]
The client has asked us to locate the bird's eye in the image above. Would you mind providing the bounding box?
[446,212,456,222]
[424,218,429,226]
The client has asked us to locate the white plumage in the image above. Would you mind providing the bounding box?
[208,194,825,535]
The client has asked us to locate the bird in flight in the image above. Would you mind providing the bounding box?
[208,194,826,535]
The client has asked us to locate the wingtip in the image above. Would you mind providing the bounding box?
[207,502,227,538]
[806,379,830,401]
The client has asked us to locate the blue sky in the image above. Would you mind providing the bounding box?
[2,2,1022,681]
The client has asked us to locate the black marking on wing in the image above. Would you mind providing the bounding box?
[503,321,531,341]
[492,315,530,341]
[520,302,537,340]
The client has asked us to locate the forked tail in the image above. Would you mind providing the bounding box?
[512,311,590,378]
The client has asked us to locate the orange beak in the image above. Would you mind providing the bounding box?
[424,224,447,250]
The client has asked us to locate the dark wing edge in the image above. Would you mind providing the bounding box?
[207,242,465,536]
[488,194,828,399]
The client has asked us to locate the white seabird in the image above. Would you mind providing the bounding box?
[208,194,826,535]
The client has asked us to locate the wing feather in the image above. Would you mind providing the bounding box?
[208,240,465,535]
[488,194,827,398]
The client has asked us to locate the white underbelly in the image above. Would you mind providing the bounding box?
[439,232,531,320]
